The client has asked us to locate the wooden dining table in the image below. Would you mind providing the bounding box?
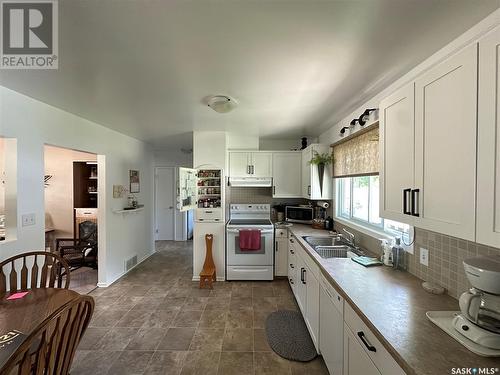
[0,288,80,337]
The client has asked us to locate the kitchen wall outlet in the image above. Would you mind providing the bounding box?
[420,247,429,267]
[21,213,36,227]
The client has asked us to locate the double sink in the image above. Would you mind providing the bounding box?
[302,235,363,259]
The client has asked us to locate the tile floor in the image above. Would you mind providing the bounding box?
[71,241,329,375]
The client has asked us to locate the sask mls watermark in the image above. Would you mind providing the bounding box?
[0,0,58,69]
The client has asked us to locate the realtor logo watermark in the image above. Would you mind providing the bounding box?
[0,0,58,69]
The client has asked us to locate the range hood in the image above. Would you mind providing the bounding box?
[229,177,273,187]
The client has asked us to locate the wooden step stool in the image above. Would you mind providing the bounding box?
[199,234,216,289]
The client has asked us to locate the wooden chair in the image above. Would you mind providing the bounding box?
[1,295,94,375]
[0,251,71,294]
[56,221,98,273]
[199,234,216,289]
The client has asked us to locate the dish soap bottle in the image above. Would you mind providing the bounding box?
[381,239,393,266]
[392,238,406,270]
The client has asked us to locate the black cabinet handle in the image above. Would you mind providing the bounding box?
[357,331,377,352]
[290,264,294,269]
[411,189,420,217]
[307,185,311,196]
[403,188,411,215]
[289,278,294,285]
[273,186,276,195]
[301,268,306,284]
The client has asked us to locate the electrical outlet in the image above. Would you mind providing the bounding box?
[420,247,429,267]
[21,213,36,227]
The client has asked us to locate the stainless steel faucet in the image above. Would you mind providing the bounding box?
[342,228,356,248]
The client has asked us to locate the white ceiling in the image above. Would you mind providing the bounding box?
[1,0,498,149]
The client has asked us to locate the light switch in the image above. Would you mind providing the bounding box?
[420,247,429,267]
[21,213,36,227]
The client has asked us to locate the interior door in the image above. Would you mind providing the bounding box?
[477,27,500,248]
[178,167,197,212]
[156,167,175,240]
[414,44,478,240]
[379,83,415,224]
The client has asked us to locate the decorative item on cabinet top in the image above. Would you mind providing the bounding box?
[309,151,333,196]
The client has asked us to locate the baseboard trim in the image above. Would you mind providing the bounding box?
[97,250,155,288]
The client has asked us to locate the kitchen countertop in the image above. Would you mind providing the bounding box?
[288,224,500,375]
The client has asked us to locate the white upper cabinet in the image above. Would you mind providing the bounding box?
[229,152,251,177]
[272,152,302,198]
[477,28,500,248]
[302,144,332,200]
[251,152,273,177]
[379,83,415,225]
[414,44,478,241]
[228,151,272,177]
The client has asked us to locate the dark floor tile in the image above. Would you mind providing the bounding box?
[116,310,153,327]
[199,309,228,328]
[78,327,109,350]
[229,297,252,309]
[180,351,221,375]
[226,307,253,329]
[107,350,154,375]
[205,297,231,310]
[253,309,273,329]
[190,328,225,351]
[142,308,180,328]
[254,352,292,375]
[126,327,168,350]
[172,310,203,327]
[90,308,130,328]
[218,352,253,375]
[159,297,187,309]
[157,327,196,350]
[253,286,276,298]
[253,329,271,352]
[183,296,208,310]
[70,350,121,375]
[144,351,187,375]
[222,328,253,352]
[96,327,138,350]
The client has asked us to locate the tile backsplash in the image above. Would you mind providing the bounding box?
[334,221,500,300]
[409,229,500,299]
[226,187,307,219]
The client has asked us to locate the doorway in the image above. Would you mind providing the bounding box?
[155,167,176,240]
[44,144,100,294]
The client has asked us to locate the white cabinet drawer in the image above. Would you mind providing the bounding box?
[195,208,222,222]
[75,208,98,218]
[344,303,405,375]
[275,228,288,238]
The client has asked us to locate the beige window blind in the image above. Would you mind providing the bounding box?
[332,126,379,178]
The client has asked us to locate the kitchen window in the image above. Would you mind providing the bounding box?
[336,176,410,240]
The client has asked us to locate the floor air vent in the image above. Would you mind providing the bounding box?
[125,255,138,272]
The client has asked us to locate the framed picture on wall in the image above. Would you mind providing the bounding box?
[130,170,140,193]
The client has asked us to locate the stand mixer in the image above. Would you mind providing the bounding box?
[452,255,500,349]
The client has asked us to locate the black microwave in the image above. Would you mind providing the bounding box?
[285,206,314,224]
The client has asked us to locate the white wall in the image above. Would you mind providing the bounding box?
[44,146,97,238]
[319,10,500,146]
[154,149,192,167]
[226,133,259,150]
[0,86,155,287]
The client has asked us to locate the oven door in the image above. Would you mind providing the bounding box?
[226,228,274,266]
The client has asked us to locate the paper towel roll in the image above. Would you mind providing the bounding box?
[316,201,330,209]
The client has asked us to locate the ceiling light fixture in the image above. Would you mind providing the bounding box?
[207,95,238,113]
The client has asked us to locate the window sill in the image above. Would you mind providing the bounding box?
[334,216,414,254]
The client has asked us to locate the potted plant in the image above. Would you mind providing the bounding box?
[309,151,333,196]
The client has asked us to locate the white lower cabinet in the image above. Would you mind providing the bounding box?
[344,303,405,375]
[305,266,320,348]
[275,228,288,276]
[343,323,381,375]
[288,236,298,295]
[320,276,344,375]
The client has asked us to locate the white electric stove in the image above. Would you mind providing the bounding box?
[226,204,274,280]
